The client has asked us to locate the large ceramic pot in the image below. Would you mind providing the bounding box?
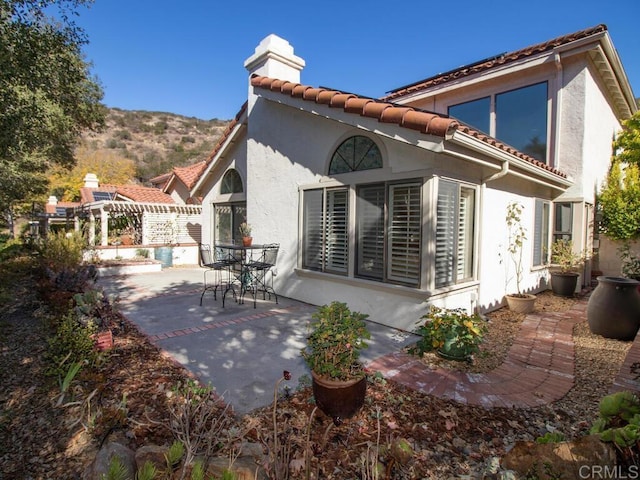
[437,340,470,362]
[550,272,579,297]
[587,276,640,341]
[505,294,536,314]
[311,371,366,422]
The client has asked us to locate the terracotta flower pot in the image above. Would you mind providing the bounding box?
[242,236,253,247]
[311,371,366,422]
[505,293,536,314]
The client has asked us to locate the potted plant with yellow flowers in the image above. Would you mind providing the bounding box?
[301,301,371,422]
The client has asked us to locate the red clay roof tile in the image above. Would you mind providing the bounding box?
[115,185,175,204]
[173,161,207,190]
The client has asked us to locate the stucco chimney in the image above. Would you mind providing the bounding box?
[47,195,58,205]
[83,173,99,188]
[244,34,305,83]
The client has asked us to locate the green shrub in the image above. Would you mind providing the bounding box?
[46,313,97,377]
[38,230,85,273]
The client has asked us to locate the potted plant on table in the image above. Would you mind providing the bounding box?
[549,239,584,297]
[411,306,487,362]
[301,301,371,422]
[239,222,252,246]
[504,201,536,313]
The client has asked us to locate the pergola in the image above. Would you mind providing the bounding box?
[72,201,202,246]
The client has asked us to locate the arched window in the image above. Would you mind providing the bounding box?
[220,169,243,194]
[329,136,382,174]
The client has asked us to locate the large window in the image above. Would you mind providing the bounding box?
[220,169,243,194]
[448,82,548,163]
[553,202,573,242]
[303,181,422,286]
[435,180,476,288]
[533,199,550,266]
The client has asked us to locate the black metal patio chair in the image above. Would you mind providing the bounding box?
[242,243,279,308]
[199,243,235,306]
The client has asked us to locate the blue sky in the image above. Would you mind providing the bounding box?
[76,0,640,121]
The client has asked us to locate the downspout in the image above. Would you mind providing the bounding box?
[475,160,510,315]
[553,52,563,172]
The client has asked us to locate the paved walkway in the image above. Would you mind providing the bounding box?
[368,297,640,408]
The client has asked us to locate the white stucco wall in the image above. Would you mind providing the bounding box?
[236,91,560,330]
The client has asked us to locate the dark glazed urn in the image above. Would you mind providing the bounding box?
[311,371,366,422]
[587,276,640,341]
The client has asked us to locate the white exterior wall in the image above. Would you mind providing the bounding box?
[243,95,551,330]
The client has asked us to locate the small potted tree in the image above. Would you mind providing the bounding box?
[411,306,487,362]
[301,301,371,422]
[549,239,584,297]
[504,201,536,313]
[239,222,252,246]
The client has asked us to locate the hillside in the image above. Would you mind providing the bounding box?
[81,108,230,184]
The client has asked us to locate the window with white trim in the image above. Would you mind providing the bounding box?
[553,202,573,242]
[533,199,550,266]
[302,188,349,274]
[435,180,476,288]
[302,181,422,286]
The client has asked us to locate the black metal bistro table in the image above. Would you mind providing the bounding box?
[215,243,279,308]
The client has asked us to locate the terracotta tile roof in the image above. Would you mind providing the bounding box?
[383,24,607,100]
[45,201,79,214]
[251,75,459,137]
[114,185,175,204]
[80,185,117,204]
[205,102,248,166]
[250,75,567,178]
[149,172,172,188]
[172,161,207,190]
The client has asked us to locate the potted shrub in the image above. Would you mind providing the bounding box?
[239,222,252,246]
[504,201,536,313]
[411,306,487,362]
[301,301,371,421]
[549,239,584,297]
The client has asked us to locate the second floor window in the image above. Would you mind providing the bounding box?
[448,82,548,163]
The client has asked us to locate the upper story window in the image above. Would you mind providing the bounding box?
[221,169,243,194]
[329,136,383,174]
[448,82,548,163]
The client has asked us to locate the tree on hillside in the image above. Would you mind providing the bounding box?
[598,110,640,241]
[48,145,137,201]
[0,0,105,236]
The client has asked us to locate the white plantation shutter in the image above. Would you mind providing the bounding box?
[303,189,323,270]
[387,183,421,285]
[324,189,348,274]
[436,181,476,288]
[533,199,549,266]
[356,184,385,280]
[457,187,475,281]
[435,180,457,287]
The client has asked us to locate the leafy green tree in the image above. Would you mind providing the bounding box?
[612,110,640,166]
[0,0,105,236]
[598,111,640,240]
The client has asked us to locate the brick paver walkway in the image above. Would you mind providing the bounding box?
[368,298,640,408]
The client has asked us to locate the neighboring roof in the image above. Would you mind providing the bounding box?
[44,201,79,215]
[250,75,567,179]
[149,172,172,188]
[170,161,207,190]
[383,24,608,100]
[80,185,117,204]
[113,185,175,204]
